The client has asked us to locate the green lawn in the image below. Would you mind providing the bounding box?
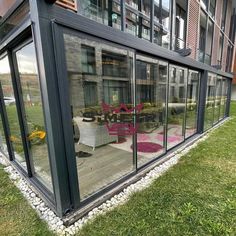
[77,102,236,236]
[0,103,235,235]
[0,164,54,236]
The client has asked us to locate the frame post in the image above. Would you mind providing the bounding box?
[29,0,80,216]
[197,70,208,133]
[225,78,232,117]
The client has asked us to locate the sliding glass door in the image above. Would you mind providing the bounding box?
[0,40,53,192]
[185,70,200,138]
[63,32,135,200]
[13,41,53,191]
[167,65,187,149]
[0,54,26,167]
[136,55,167,167]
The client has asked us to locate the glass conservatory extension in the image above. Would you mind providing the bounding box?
[0,0,232,219]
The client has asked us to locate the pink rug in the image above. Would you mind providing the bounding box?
[156,134,182,142]
[131,142,163,153]
[137,133,150,141]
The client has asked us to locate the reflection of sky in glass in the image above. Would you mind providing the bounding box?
[16,43,37,74]
[162,0,170,9]
[0,44,37,74]
[0,56,10,74]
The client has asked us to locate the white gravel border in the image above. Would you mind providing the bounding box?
[0,118,230,235]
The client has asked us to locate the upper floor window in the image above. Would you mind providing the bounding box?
[141,0,151,17]
[198,11,207,62]
[209,0,216,18]
[200,0,216,18]
[198,10,214,65]
[225,42,234,72]
[175,1,187,50]
[200,0,208,11]
[153,0,171,49]
[81,45,96,74]
[79,0,109,25]
[102,50,128,78]
[221,0,228,31]
[229,6,236,42]
[217,33,223,66]
[205,19,213,65]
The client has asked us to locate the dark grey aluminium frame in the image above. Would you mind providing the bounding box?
[0,0,233,218]
[0,25,56,209]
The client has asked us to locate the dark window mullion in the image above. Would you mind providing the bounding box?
[170,0,175,50]
[150,0,154,42]
[184,0,188,48]
[8,48,35,177]
[183,68,189,140]
[203,14,209,63]
[121,0,126,31]
[108,0,113,27]
[0,81,14,161]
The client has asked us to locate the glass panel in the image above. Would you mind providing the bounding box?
[161,31,170,49]
[64,33,135,199]
[205,19,213,64]
[154,25,170,49]
[200,0,208,10]
[185,70,199,138]
[209,0,216,18]
[125,9,139,36]
[141,0,151,17]
[175,0,187,50]
[15,42,53,191]
[154,25,161,45]
[112,1,121,30]
[0,1,29,42]
[217,33,223,66]
[162,0,170,31]
[125,10,139,36]
[81,45,96,74]
[199,10,207,62]
[167,66,187,150]
[0,55,26,167]
[219,78,228,119]
[79,1,121,29]
[213,76,222,124]
[221,0,227,30]
[204,73,216,130]
[226,42,234,73]
[0,115,8,155]
[79,0,108,25]
[154,0,161,22]
[136,55,166,167]
[141,19,150,41]
[126,0,139,10]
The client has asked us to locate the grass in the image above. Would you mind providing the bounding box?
[0,164,54,236]
[0,103,235,235]
[77,102,236,236]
